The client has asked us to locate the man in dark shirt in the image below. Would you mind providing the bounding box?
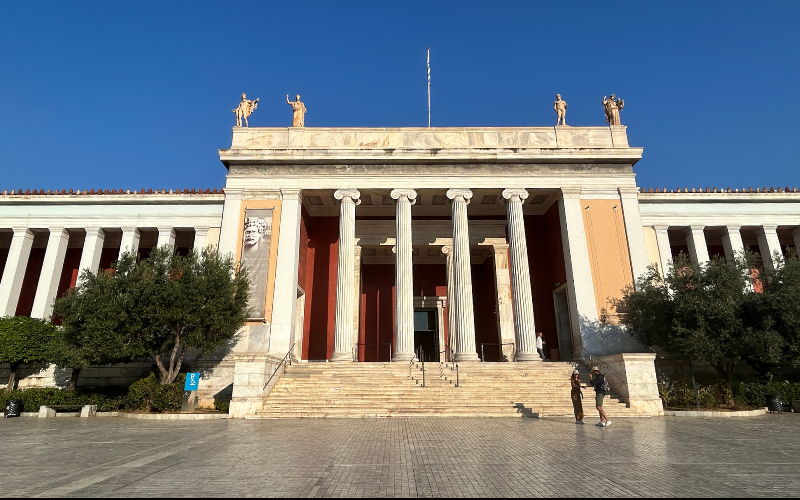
[590,366,611,427]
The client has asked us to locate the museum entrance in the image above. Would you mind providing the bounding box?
[413,309,439,362]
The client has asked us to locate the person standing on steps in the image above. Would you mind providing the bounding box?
[590,366,611,427]
[570,370,584,424]
[536,332,546,360]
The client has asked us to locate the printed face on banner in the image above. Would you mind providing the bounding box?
[241,208,273,319]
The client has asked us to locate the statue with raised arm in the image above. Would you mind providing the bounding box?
[233,93,259,127]
[286,94,307,127]
[554,94,568,126]
[602,94,625,126]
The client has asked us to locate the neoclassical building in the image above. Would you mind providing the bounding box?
[2,125,799,416]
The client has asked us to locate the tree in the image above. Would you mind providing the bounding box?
[54,246,250,385]
[617,252,781,396]
[753,248,800,369]
[0,316,59,391]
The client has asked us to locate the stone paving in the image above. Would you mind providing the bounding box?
[0,415,798,497]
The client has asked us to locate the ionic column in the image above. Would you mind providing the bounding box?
[502,189,539,362]
[757,225,782,271]
[391,189,417,361]
[78,228,105,282]
[721,226,744,264]
[119,227,141,259]
[446,189,479,362]
[442,245,457,359]
[685,226,709,267]
[331,189,361,362]
[31,228,70,319]
[0,228,35,316]
[157,227,176,250]
[653,226,672,276]
[193,226,210,253]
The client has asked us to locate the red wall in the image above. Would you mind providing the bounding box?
[359,264,395,361]
[14,248,46,317]
[0,248,8,282]
[300,214,339,360]
[525,203,568,357]
[472,257,500,360]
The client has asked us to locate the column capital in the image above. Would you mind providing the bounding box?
[223,188,244,200]
[334,189,361,205]
[121,226,140,233]
[446,188,473,204]
[194,226,210,234]
[617,186,640,198]
[84,227,105,238]
[725,225,742,234]
[652,225,670,232]
[441,245,453,256]
[685,225,706,233]
[390,189,417,205]
[280,188,302,201]
[157,227,176,236]
[12,227,35,239]
[492,243,509,253]
[501,189,529,204]
[758,224,779,234]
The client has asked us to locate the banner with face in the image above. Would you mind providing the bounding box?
[240,208,273,319]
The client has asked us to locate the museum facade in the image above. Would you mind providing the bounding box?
[2,125,799,415]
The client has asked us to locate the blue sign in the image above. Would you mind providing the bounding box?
[184,372,200,391]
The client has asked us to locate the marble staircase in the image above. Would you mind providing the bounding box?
[249,361,648,419]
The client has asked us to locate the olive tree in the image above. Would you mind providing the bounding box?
[0,316,59,391]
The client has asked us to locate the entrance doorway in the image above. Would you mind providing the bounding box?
[413,310,439,362]
[553,285,574,361]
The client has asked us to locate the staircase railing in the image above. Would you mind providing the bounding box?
[480,342,515,362]
[580,346,627,389]
[263,342,295,391]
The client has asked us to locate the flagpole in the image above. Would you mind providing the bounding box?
[427,48,431,128]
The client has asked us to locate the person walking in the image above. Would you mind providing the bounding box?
[590,366,611,427]
[570,369,584,424]
[536,332,546,360]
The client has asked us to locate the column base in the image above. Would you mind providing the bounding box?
[454,352,480,363]
[391,352,416,362]
[515,351,543,362]
[329,352,354,362]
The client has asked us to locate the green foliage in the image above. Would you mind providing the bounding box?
[213,397,230,413]
[732,379,800,408]
[0,316,61,390]
[125,372,186,412]
[53,246,249,385]
[0,316,59,366]
[0,373,187,413]
[618,252,783,392]
[755,249,800,368]
[657,371,735,409]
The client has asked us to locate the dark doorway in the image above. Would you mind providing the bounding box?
[414,309,439,362]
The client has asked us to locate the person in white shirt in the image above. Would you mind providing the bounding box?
[536,332,545,360]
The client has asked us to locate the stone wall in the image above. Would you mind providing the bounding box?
[587,353,663,415]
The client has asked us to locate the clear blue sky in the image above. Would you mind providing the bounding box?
[1,1,798,191]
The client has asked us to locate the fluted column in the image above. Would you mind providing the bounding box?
[331,189,361,362]
[78,228,105,282]
[193,226,210,253]
[31,228,70,319]
[0,228,35,316]
[502,189,539,362]
[391,189,417,361]
[442,245,457,359]
[119,227,141,258]
[722,226,744,264]
[757,225,782,271]
[652,226,672,276]
[157,227,176,250]
[446,188,479,362]
[685,226,709,267]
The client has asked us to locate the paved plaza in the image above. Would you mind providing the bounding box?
[1,415,798,497]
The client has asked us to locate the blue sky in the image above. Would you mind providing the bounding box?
[1,1,798,191]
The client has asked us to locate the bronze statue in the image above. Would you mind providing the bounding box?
[286,94,307,127]
[602,94,624,126]
[233,93,259,127]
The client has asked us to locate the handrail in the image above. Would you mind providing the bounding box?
[580,346,627,388]
[480,342,515,362]
[352,342,392,362]
[263,342,295,391]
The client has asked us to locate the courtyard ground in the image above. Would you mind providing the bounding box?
[0,415,797,497]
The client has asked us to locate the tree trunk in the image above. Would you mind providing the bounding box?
[6,362,21,392]
[68,368,81,391]
[154,340,185,385]
[724,363,735,404]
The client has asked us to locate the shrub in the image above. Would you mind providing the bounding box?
[124,372,185,412]
[213,398,230,414]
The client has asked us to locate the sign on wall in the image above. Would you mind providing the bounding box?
[241,208,274,320]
